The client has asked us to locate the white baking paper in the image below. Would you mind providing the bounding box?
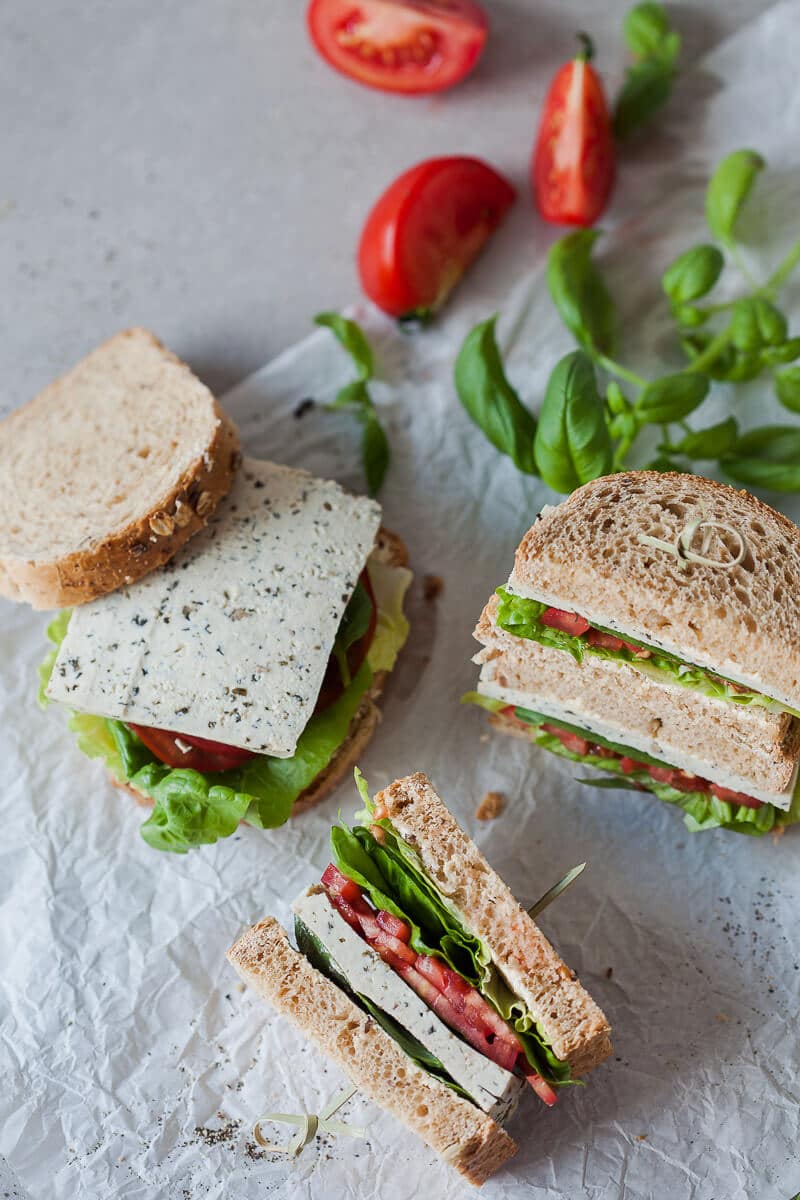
[2,5,800,1198]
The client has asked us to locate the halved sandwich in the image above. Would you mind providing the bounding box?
[228,772,611,1186]
[15,331,411,851]
[467,472,800,835]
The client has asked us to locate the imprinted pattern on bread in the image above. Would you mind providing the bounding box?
[227,917,516,1186]
[374,774,612,1077]
[0,327,240,609]
[509,472,800,708]
[475,596,800,794]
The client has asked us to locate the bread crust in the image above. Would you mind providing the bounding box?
[114,527,410,817]
[510,471,800,709]
[0,328,240,610]
[227,916,516,1185]
[374,773,612,1077]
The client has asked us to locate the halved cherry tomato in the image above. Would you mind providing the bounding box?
[127,725,257,772]
[306,0,487,96]
[532,34,615,226]
[315,569,378,713]
[358,156,516,319]
[541,607,590,636]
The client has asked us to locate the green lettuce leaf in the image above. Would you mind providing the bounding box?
[366,557,412,673]
[295,915,472,1101]
[331,807,570,1085]
[38,558,412,853]
[494,587,798,717]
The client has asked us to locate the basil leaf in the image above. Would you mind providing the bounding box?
[730,297,788,351]
[315,311,374,380]
[623,2,672,57]
[360,408,390,496]
[635,372,709,423]
[614,4,680,140]
[662,244,724,304]
[705,149,765,245]
[534,351,613,493]
[722,425,800,491]
[662,416,738,459]
[775,366,800,413]
[547,230,616,355]
[455,316,538,474]
[614,58,675,141]
[762,337,800,366]
[316,314,390,496]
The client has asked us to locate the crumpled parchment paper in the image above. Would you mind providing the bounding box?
[2,4,800,1197]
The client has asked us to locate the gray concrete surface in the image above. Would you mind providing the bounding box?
[0,1,776,409]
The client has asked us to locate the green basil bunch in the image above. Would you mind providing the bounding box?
[455,147,800,495]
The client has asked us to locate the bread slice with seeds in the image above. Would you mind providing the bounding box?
[227,916,517,1186]
[0,327,240,609]
[374,773,612,1077]
[509,472,800,710]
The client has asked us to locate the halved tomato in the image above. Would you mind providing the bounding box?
[541,607,590,637]
[358,156,516,318]
[127,725,257,772]
[306,0,487,95]
[532,34,615,226]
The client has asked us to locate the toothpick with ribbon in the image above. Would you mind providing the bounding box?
[252,1083,367,1158]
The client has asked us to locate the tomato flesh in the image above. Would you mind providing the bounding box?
[541,607,590,636]
[127,725,257,772]
[532,44,615,226]
[319,865,555,1095]
[307,0,487,95]
[358,156,516,318]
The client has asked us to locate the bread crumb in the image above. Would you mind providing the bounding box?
[476,791,505,821]
[605,967,613,979]
[423,574,444,602]
[715,1012,730,1023]
[636,1134,647,1141]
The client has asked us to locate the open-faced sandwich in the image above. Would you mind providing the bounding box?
[467,471,800,835]
[228,771,611,1186]
[0,328,411,850]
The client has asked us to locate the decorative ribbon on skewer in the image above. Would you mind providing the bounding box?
[252,1084,367,1158]
[637,510,747,571]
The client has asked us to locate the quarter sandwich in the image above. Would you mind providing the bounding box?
[468,472,800,835]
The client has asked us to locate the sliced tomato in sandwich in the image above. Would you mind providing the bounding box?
[127,726,257,772]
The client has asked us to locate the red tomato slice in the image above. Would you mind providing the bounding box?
[376,909,413,942]
[542,723,590,757]
[315,569,378,713]
[541,607,591,636]
[306,0,487,95]
[322,863,364,904]
[372,928,418,966]
[358,156,516,318]
[586,628,625,652]
[709,782,763,810]
[522,1065,559,1107]
[532,35,615,226]
[127,725,257,772]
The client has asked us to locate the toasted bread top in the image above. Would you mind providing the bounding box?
[509,472,800,709]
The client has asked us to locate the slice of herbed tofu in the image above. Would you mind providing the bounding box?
[292,888,525,1124]
[46,460,381,757]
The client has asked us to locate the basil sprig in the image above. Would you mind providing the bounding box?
[613,2,681,140]
[455,147,800,494]
[315,312,390,496]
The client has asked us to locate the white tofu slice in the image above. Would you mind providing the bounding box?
[46,459,381,757]
[292,889,525,1124]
